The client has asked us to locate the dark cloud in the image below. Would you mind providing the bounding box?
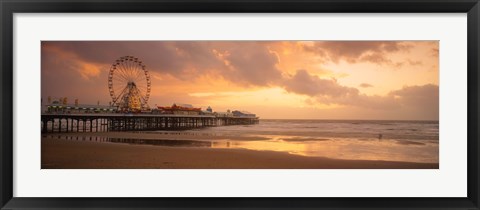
[42,41,223,77]
[218,42,283,86]
[389,84,439,108]
[283,69,358,97]
[283,69,438,118]
[387,84,439,120]
[42,41,282,87]
[407,59,423,66]
[283,69,398,109]
[303,41,413,65]
[359,83,373,88]
[361,53,391,64]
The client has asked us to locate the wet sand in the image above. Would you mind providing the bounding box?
[41,133,438,169]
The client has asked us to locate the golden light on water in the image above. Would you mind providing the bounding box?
[211,136,438,163]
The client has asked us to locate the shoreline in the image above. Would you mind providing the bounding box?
[41,133,439,169]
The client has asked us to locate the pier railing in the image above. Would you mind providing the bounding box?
[41,113,259,133]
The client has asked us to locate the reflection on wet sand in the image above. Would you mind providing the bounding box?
[45,135,212,147]
[43,133,438,163]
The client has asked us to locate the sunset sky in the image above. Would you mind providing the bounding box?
[41,41,439,120]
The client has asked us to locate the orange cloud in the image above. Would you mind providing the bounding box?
[303,41,425,67]
[77,62,102,79]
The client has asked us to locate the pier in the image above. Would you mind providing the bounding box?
[41,113,259,133]
[41,55,260,133]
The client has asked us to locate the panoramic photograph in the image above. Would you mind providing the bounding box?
[41,41,439,169]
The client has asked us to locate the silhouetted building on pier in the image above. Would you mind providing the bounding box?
[232,110,256,118]
[157,103,201,115]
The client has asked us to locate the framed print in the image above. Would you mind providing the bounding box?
[1,0,479,209]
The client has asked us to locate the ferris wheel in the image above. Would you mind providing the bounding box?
[108,56,151,110]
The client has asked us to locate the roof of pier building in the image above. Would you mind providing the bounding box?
[206,106,213,112]
[157,103,201,111]
[232,110,256,117]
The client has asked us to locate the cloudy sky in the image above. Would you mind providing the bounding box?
[41,41,439,120]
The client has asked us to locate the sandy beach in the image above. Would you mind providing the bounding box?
[41,132,438,169]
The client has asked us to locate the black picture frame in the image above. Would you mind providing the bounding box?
[1,0,479,209]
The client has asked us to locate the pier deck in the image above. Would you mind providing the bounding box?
[41,113,259,133]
